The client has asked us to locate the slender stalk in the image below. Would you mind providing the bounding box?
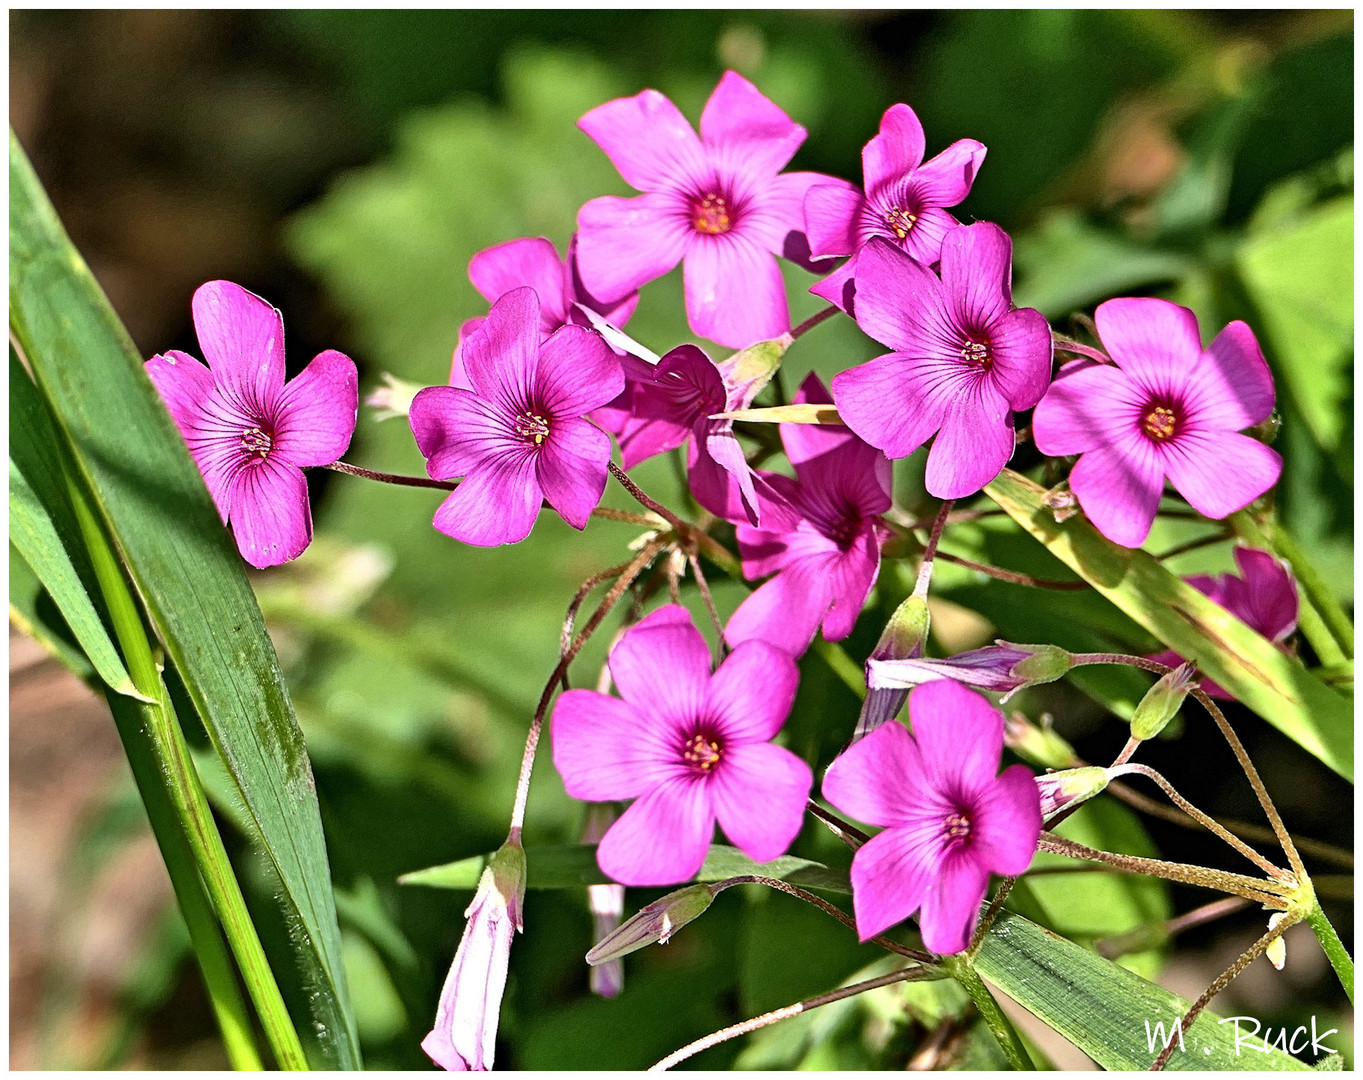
[943,956,1033,1070]
[648,963,938,1070]
[1304,902,1354,1003]
[1109,735,1141,767]
[1153,529,1232,563]
[1051,334,1110,365]
[784,304,841,343]
[805,799,871,849]
[561,559,637,673]
[685,550,726,655]
[932,549,1089,590]
[607,462,741,577]
[62,452,307,1068]
[913,500,954,600]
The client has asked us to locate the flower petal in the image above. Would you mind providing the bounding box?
[1162,431,1282,520]
[968,763,1042,876]
[1229,547,1298,642]
[1068,437,1165,548]
[146,350,213,438]
[822,720,927,828]
[273,349,358,467]
[940,222,1014,330]
[820,534,881,642]
[461,287,541,408]
[923,383,1016,499]
[683,235,789,349]
[551,689,673,800]
[431,454,542,547]
[832,353,948,460]
[535,325,624,419]
[1094,297,1203,395]
[596,778,714,887]
[849,237,948,353]
[909,138,987,208]
[906,681,1005,800]
[988,307,1053,411]
[847,826,939,942]
[191,280,285,409]
[724,558,833,657]
[608,604,713,725]
[894,204,962,268]
[863,103,926,193]
[808,253,858,315]
[706,640,800,742]
[917,849,989,954]
[579,88,705,193]
[536,417,612,530]
[699,70,805,178]
[229,459,311,569]
[710,743,813,863]
[576,194,688,304]
[1032,361,1145,457]
[409,386,508,481]
[1185,320,1276,431]
[469,236,570,328]
[804,183,864,259]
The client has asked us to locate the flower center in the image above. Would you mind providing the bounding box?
[682,732,723,774]
[884,205,918,240]
[961,340,992,369]
[691,192,732,235]
[826,514,863,552]
[240,426,273,459]
[1142,405,1178,441]
[943,812,972,841]
[514,412,552,445]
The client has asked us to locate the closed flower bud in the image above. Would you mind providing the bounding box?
[1130,662,1197,741]
[868,641,1072,704]
[586,883,717,966]
[1004,711,1077,771]
[853,595,931,742]
[716,337,788,407]
[364,372,424,421]
[1002,641,1074,686]
[1036,766,1110,819]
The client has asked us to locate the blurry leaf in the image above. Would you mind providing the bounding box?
[9,544,97,684]
[976,911,1312,1069]
[10,133,360,1069]
[985,469,1352,780]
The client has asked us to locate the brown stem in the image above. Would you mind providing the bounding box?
[805,800,871,850]
[933,549,1089,590]
[1051,334,1111,365]
[560,559,637,685]
[1153,529,1232,563]
[786,304,841,342]
[1097,896,1252,961]
[607,462,741,577]
[913,499,954,600]
[685,550,727,657]
[324,460,455,489]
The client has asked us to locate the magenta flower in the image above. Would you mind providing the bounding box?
[576,70,841,349]
[422,839,525,1071]
[145,280,358,569]
[551,605,812,886]
[450,235,638,392]
[409,287,623,546]
[1149,546,1298,699]
[1032,298,1282,548]
[726,374,893,656]
[822,680,1042,953]
[831,226,1053,499]
[807,103,986,314]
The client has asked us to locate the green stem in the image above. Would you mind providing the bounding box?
[62,451,309,1069]
[944,956,1033,1070]
[1304,901,1354,1004]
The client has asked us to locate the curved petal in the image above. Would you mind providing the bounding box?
[551,689,673,800]
[822,720,929,827]
[1094,297,1203,396]
[608,604,712,725]
[808,253,859,315]
[409,386,507,480]
[273,349,358,467]
[1230,547,1298,642]
[804,183,865,258]
[683,235,789,349]
[536,325,625,419]
[863,103,926,193]
[1069,438,1165,548]
[566,233,640,326]
[849,237,948,353]
[910,139,987,208]
[848,826,940,942]
[940,222,1013,330]
[1032,362,1145,457]
[229,460,311,569]
[536,417,611,530]
[699,70,805,178]
[688,422,763,526]
[595,778,714,887]
[895,204,962,268]
[468,237,569,327]
[832,353,948,460]
[820,534,880,641]
[739,170,836,259]
[706,640,800,742]
[988,307,1053,411]
[450,318,482,390]
[711,743,813,863]
[431,454,541,547]
[968,764,1042,876]
[578,88,705,193]
[461,287,541,409]
[191,280,285,409]
[1162,431,1282,520]
[923,383,1016,499]
[917,850,989,955]
[576,194,688,302]
[1184,320,1276,431]
[146,350,213,439]
[723,560,833,657]
[906,681,1005,800]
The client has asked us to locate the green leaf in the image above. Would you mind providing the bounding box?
[985,469,1352,780]
[976,910,1312,1069]
[400,843,851,894]
[9,131,360,1068]
[10,543,97,684]
[9,348,142,699]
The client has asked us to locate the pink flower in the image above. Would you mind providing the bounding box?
[807,103,986,314]
[410,287,624,546]
[1032,298,1282,548]
[575,70,840,349]
[822,680,1041,954]
[422,839,525,1071]
[450,235,638,391]
[726,374,893,656]
[145,280,358,569]
[551,605,812,886]
[831,226,1053,499]
[1149,546,1298,699]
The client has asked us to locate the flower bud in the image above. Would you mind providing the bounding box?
[1001,641,1074,687]
[1130,662,1197,741]
[1036,766,1110,819]
[585,883,716,966]
[716,337,787,405]
[852,595,930,742]
[364,372,425,421]
[1042,482,1080,523]
[868,641,1072,704]
[1004,710,1076,771]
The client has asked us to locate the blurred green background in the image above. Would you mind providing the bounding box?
[10,9,1352,1070]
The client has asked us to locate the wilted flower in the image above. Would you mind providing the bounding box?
[868,641,1072,702]
[585,883,717,966]
[1035,766,1110,819]
[146,280,358,568]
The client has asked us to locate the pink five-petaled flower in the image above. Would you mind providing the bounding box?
[551,605,812,886]
[822,680,1041,954]
[831,225,1053,499]
[807,103,986,315]
[409,287,624,546]
[726,373,893,656]
[145,280,358,569]
[576,70,839,349]
[422,838,525,1071]
[1149,546,1299,700]
[1031,297,1282,548]
[449,234,638,390]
